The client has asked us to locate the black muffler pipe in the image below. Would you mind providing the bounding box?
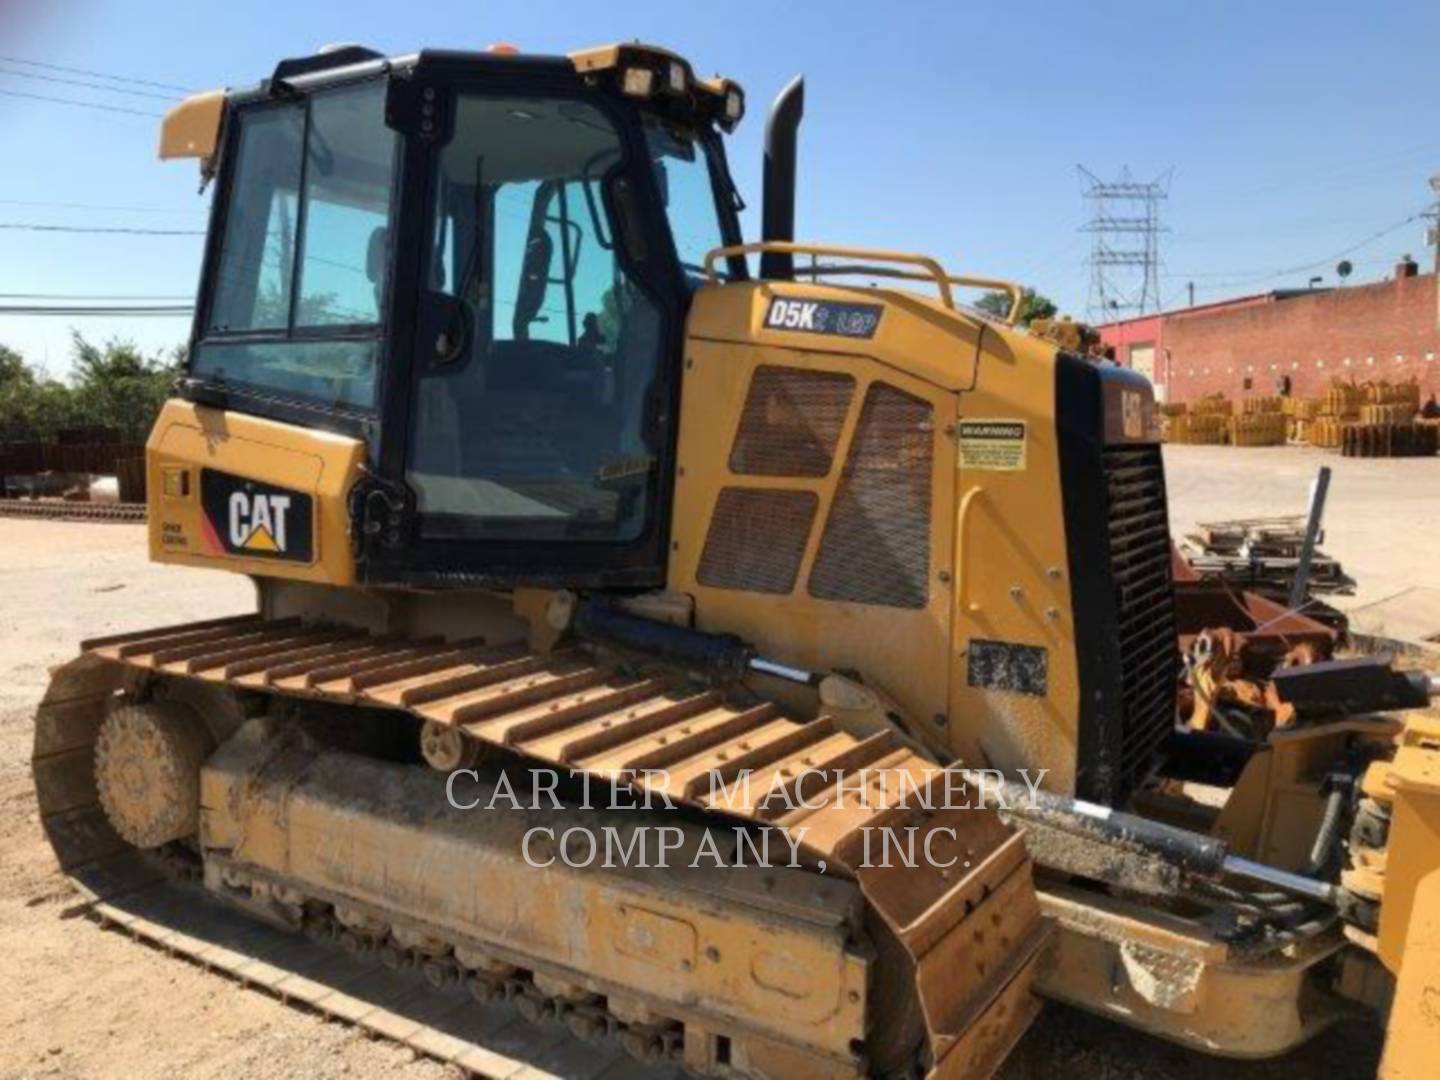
[760,74,804,281]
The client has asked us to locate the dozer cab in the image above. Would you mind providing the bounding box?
[29,41,1440,1079]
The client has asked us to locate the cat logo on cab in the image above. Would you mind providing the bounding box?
[199,468,314,563]
[228,491,292,554]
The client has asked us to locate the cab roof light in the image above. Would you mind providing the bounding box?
[621,66,655,97]
[722,87,744,130]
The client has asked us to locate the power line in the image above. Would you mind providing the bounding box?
[1205,142,1440,203]
[0,54,195,94]
[0,87,162,117]
[0,198,204,215]
[1166,210,1426,291]
[0,222,203,236]
[0,292,193,300]
[1164,255,1396,283]
[0,305,192,317]
[0,65,179,102]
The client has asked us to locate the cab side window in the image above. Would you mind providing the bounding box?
[195,80,397,411]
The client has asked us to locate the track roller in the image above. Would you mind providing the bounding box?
[94,699,211,849]
[419,719,480,771]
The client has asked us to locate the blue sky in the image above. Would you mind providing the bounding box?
[2,0,1438,374]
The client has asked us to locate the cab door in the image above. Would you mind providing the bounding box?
[363,71,688,587]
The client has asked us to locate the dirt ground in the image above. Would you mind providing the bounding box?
[0,502,1387,1079]
[0,520,454,1080]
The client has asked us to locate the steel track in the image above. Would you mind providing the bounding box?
[80,853,676,1079]
[0,498,146,522]
[35,626,1049,1078]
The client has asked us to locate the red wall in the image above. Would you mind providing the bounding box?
[1101,273,1440,403]
[1098,314,1166,370]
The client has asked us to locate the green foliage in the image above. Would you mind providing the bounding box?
[975,288,1059,327]
[0,343,78,438]
[596,284,631,348]
[0,334,180,442]
[0,343,27,386]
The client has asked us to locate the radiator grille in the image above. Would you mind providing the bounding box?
[697,487,818,594]
[729,366,855,477]
[1102,444,1179,787]
[809,383,932,609]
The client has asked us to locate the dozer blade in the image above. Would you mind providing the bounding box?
[35,618,1051,1077]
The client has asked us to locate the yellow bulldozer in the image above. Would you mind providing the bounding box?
[29,41,1440,1078]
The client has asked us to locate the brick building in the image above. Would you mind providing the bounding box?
[1097,260,1440,405]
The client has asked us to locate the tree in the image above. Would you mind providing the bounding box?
[596,283,631,348]
[975,288,1058,327]
[0,336,180,442]
[0,344,36,438]
[0,344,79,439]
[22,378,82,439]
[0,344,26,385]
[68,333,180,441]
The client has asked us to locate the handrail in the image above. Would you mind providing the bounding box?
[796,265,1027,325]
[957,485,988,613]
[702,241,1025,324]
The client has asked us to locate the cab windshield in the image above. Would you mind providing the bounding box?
[407,93,667,543]
[643,116,733,282]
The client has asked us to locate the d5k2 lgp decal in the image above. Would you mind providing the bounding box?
[763,296,883,339]
[200,468,314,563]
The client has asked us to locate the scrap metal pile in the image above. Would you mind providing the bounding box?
[1327,379,1435,457]
[1160,394,1232,445]
[1161,378,1438,456]
[1180,515,1353,595]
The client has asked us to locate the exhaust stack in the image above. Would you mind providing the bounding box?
[760,75,805,281]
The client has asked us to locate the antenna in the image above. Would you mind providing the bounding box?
[1078,165,1172,322]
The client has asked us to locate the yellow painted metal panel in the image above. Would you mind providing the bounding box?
[950,327,1081,790]
[1378,740,1440,972]
[676,286,1084,782]
[1380,867,1440,1077]
[145,399,364,586]
[686,280,983,391]
[157,91,224,161]
[670,331,957,742]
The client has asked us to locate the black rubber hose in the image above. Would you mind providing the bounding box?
[574,599,754,680]
[1304,785,1348,876]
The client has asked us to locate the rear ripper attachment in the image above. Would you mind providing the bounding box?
[33,614,1049,1078]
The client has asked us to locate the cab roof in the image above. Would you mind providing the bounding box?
[159,42,743,166]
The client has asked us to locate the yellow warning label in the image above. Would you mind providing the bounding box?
[958,419,1027,471]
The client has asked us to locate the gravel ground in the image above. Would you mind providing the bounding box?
[0,501,1388,1078]
[0,519,453,1080]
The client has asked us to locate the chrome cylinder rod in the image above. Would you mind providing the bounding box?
[1222,855,1339,904]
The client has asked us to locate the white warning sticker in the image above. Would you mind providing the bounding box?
[958,419,1027,471]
